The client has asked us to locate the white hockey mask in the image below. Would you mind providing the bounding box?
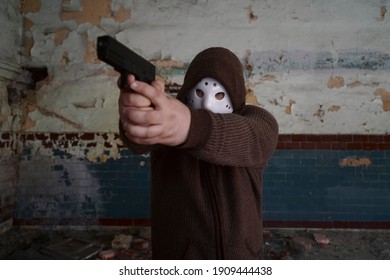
[186,77,233,114]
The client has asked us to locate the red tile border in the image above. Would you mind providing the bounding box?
[13,218,152,227]
[1,133,389,151]
[264,220,390,229]
[277,134,390,150]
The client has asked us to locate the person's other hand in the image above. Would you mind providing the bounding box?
[118,74,191,146]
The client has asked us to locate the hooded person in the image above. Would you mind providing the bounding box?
[119,47,279,259]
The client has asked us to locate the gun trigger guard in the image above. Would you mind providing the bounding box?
[120,72,131,91]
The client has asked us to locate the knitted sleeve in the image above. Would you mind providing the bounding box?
[179,106,279,168]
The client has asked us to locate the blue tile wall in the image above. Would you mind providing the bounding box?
[263,150,390,222]
[14,145,390,225]
[15,148,152,222]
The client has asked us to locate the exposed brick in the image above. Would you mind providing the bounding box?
[104,142,113,148]
[1,133,11,140]
[66,133,78,140]
[86,142,97,148]
[35,133,48,141]
[25,133,35,141]
[80,133,95,140]
[71,141,79,147]
[42,141,53,148]
[50,133,60,141]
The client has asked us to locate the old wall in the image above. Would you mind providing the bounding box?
[0,2,22,232]
[0,0,389,228]
[13,0,390,134]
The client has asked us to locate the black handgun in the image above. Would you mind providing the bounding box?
[96,35,156,88]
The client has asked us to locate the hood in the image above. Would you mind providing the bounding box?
[177,47,246,113]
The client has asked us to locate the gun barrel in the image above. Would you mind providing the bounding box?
[97,36,155,84]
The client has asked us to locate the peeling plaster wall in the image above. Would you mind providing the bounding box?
[0,1,22,232]
[0,1,22,131]
[9,0,389,135]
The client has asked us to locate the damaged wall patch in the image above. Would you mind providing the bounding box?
[339,157,372,167]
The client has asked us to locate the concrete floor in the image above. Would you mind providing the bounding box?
[1,227,390,260]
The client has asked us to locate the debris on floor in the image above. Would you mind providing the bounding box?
[1,227,390,260]
[1,227,152,260]
[40,237,103,260]
[111,234,133,250]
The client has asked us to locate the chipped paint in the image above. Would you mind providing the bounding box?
[245,88,260,106]
[16,132,124,163]
[327,105,340,112]
[380,5,387,21]
[285,100,296,115]
[247,6,258,22]
[313,105,325,122]
[327,76,344,89]
[113,5,131,23]
[20,0,41,13]
[347,80,379,88]
[59,0,111,26]
[374,88,390,112]
[84,39,100,64]
[339,157,372,167]
[54,28,71,46]
[151,59,185,70]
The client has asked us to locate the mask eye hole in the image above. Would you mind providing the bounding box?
[215,92,225,100]
[196,89,204,98]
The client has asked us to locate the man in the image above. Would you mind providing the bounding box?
[118,47,278,259]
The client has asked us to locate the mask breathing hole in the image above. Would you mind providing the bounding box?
[215,92,225,100]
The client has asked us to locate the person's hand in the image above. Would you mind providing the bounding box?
[118,74,191,146]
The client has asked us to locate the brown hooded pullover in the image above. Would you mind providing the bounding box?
[120,47,279,259]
